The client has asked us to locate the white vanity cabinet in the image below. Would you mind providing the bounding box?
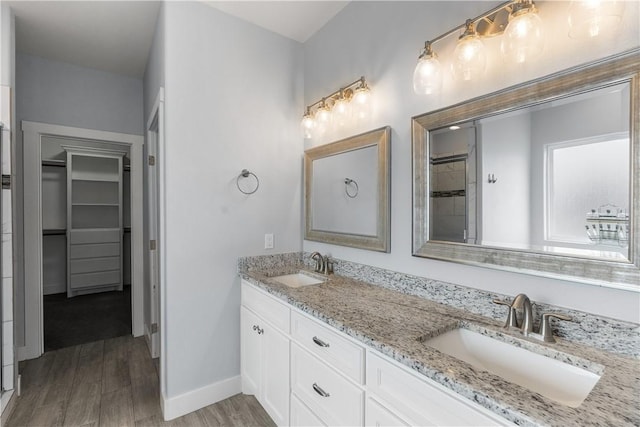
[240,283,290,426]
[240,280,512,427]
[366,351,511,426]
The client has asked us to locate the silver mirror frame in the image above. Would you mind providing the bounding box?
[305,126,391,252]
[412,50,639,290]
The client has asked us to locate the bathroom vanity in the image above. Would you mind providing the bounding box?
[238,256,639,426]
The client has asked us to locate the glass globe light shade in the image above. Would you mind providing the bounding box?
[413,46,442,95]
[300,112,315,139]
[352,86,372,121]
[314,103,331,137]
[451,30,487,82]
[332,96,351,128]
[568,0,625,38]
[501,7,545,64]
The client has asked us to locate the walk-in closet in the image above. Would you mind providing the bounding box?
[41,136,132,351]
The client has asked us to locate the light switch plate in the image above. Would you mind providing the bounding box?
[264,233,274,249]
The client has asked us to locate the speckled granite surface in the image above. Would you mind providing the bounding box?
[238,254,640,427]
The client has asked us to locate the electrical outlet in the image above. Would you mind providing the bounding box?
[264,233,274,249]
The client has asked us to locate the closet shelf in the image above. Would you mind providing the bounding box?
[72,202,119,207]
[43,159,131,171]
[71,176,119,183]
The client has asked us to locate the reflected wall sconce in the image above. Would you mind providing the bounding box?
[568,0,625,38]
[300,76,372,139]
[413,0,544,93]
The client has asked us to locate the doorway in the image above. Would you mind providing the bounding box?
[21,121,144,361]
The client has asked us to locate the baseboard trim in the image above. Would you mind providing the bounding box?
[43,282,65,296]
[16,345,40,362]
[1,390,15,420]
[161,375,241,421]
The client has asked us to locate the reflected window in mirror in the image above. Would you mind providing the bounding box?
[426,82,630,261]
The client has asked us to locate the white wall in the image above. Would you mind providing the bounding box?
[302,1,640,323]
[14,54,144,347]
[480,112,531,246]
[162,1,303,402]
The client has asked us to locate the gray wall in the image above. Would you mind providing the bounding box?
[302,0,640,323]
[142,1,165,387]
[14,53,144,347]
[162,2,303,398]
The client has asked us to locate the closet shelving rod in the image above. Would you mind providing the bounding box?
[43,229,66,236]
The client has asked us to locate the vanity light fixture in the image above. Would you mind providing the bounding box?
[452,19,487,82]
[412,0,546,93]
[501,0,544,64]
[413,41,443,95]
[300,76,372,139]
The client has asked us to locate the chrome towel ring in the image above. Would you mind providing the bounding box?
[344,178,359,198]
[237,169,259,195]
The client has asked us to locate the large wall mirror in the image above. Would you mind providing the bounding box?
[412,50,639,289]
[305,127,391,252]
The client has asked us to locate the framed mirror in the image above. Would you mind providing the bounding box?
[412,50,639,289]
[305,126,391,252]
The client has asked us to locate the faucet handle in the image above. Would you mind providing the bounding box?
[540,312,571,343]
[493,299,519,329]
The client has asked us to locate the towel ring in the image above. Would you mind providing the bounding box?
[344,178,359,198]
[237,169,259,195]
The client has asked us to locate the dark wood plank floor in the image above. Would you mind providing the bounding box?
[3,336,275,427]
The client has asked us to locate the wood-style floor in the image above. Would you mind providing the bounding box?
[3,336,276,427]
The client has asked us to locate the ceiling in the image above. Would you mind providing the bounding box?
[8,1,162,77]
[204,1,349,43]
[7,1,349,79]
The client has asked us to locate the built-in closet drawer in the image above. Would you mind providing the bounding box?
[70,270,120,290]
[70,257,119,275]
[291,343,363,426]
[69,243,120,259]
[291,310,364,384]
[366,351,510,426]
[241,280,289,333]
[69,228,120,245]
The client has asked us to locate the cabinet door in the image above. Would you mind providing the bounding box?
[262,323,290,427]
[241,307,261,396]
[365,398,410,427]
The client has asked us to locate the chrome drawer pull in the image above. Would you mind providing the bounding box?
[312,336,330,348]
[312,383,330,397]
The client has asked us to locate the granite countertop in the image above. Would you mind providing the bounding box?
[239,265,640,427]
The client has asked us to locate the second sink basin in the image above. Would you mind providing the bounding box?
[423,328,601,408]
[271,272,325,288]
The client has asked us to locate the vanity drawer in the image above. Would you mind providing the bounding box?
[291,311,364,384]
[290,393,327,427]
[241,280,290,333]
[366,351,510,426]
[291,343,364,426]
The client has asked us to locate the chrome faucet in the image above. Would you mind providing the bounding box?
[310,252,324,273]
[493,293,532,334]
[309,252,334,275]
[494,294,571,342]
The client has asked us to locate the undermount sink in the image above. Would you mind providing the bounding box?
[271,272,326,288]
[423,328,601,408]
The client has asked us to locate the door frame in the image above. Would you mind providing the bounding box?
[145,88,163,360]
[21,120,144,360]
